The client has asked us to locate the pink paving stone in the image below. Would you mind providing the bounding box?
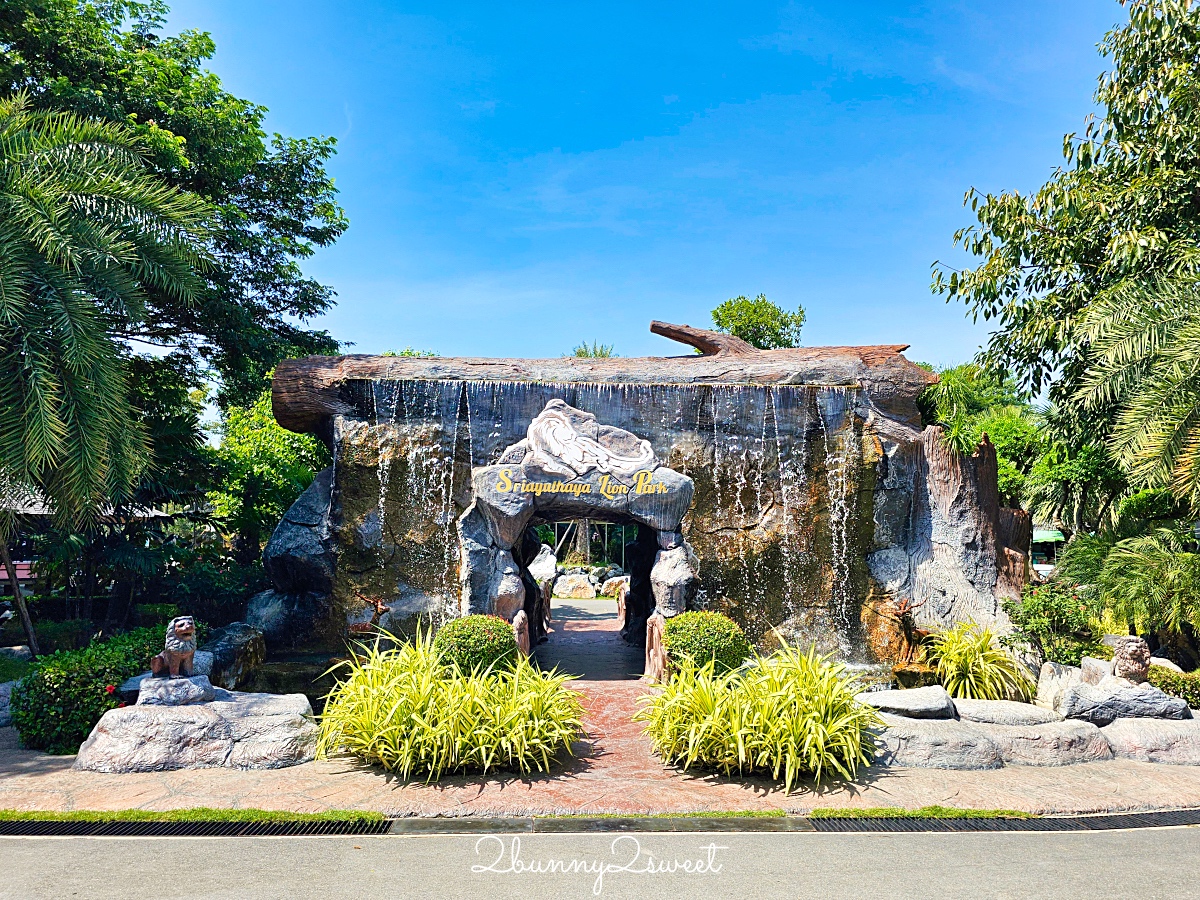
[4,599,1200,815]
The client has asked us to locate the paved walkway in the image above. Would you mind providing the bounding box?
[4,600,1200,817]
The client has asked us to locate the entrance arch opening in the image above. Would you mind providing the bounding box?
[457,400,698,678]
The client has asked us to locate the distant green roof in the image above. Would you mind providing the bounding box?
[1032,528,1066,543]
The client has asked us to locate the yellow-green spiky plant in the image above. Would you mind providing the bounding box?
[316,633,584,779]
[923,621,1033,700]
[635,645,881,793]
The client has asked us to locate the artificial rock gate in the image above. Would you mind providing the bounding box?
[254,321,1030,663]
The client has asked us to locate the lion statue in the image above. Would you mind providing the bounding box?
[150,616,197,678]
[1112,635,1151,684]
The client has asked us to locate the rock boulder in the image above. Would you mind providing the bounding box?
[198,622,266,691]
[554,573,597,600]
[650,544,698,617]
[1060,677,1193,726]
[856,685,956,719]
[874,713,1004,769]
[137,675,216,706]
[1102,717,1200,765]
[952,698,1064,726]
[973,720,1113,766]
[1035,661,1082,713]
[74,690,317,773]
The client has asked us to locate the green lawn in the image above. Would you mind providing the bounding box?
[0,655,30,684]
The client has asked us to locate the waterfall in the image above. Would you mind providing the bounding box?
[349,376,867,657]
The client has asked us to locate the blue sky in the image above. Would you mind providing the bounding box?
[169,1,1121,365]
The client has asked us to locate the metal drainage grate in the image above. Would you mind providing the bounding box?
[808,808,1200,833]
[0,819,393,838]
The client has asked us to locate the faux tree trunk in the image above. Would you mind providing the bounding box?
[0,539,39,657]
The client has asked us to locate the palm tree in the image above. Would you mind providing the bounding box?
[0,93,210,653]
[1075,276,1200,504]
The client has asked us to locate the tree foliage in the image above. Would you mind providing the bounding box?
[933,0,1200,407]
[0,0,347,405]
[711,294,805,349]
[1075,276,1200,505]
[208,387,329,562]
[0,92,209,524]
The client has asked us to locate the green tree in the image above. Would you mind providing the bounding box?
[0,0,347,405]
[933,0,1200,410]
[208,388,329,564]
[1074,276,1200,505]
[918,364,1044,507]
[0,93,209,652]
[711,294,805,349]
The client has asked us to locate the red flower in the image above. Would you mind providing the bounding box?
[105,684,116,694]
[117,702,127,708]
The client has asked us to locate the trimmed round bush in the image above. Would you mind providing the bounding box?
[432,615,519,673]
[663,611,751,673]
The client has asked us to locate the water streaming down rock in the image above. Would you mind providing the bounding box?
[327,378,872,656]
[266,330,1028,661]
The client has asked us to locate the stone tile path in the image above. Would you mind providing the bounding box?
[4,599,1200,817]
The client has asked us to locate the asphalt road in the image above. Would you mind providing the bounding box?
[4,828,1200,900]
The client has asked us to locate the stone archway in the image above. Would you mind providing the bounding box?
[456,399,699,656]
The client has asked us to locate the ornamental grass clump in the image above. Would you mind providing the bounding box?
[635,645,881,792]
[923,621,1033,701]
[663,611,752,674]
[317,636,584,779]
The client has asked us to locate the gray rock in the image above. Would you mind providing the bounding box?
[1035,661,1082,713]
[650,544,698,617]
[1151,657,1184,674]
[246,589,328,648]
[952,698,1064,726]
[857,685,956,719]
[600,575,630,598]
[74,691,316,772]
[874,713,1004,769]
[554,573,597,600]
[0,680,13,728]
[1061,677,1194,726]
[457,504,498,615]
[527,543,558,588]
[974,720,1113,766]
[137,675,216,706]
[199,623,266,691]
[263,466,335,595]
[471,467,535,550]
[0,645,32,662]
[489,550,526,620]
[1080,656,1113,685]
[1102,717,1200,765]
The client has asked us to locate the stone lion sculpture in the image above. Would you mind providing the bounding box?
[1112,635,1151,684]
[150,616,197,678]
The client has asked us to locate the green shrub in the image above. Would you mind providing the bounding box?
[10,626,194,754]
[635,645,881,791]
[1002,582,1103,666]
[663,611,751,674]
[1149,666,1200,708]
[923,622,1033,700]
[317,637,584,778]
[32,619,94,654]
[432,615,518,674]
